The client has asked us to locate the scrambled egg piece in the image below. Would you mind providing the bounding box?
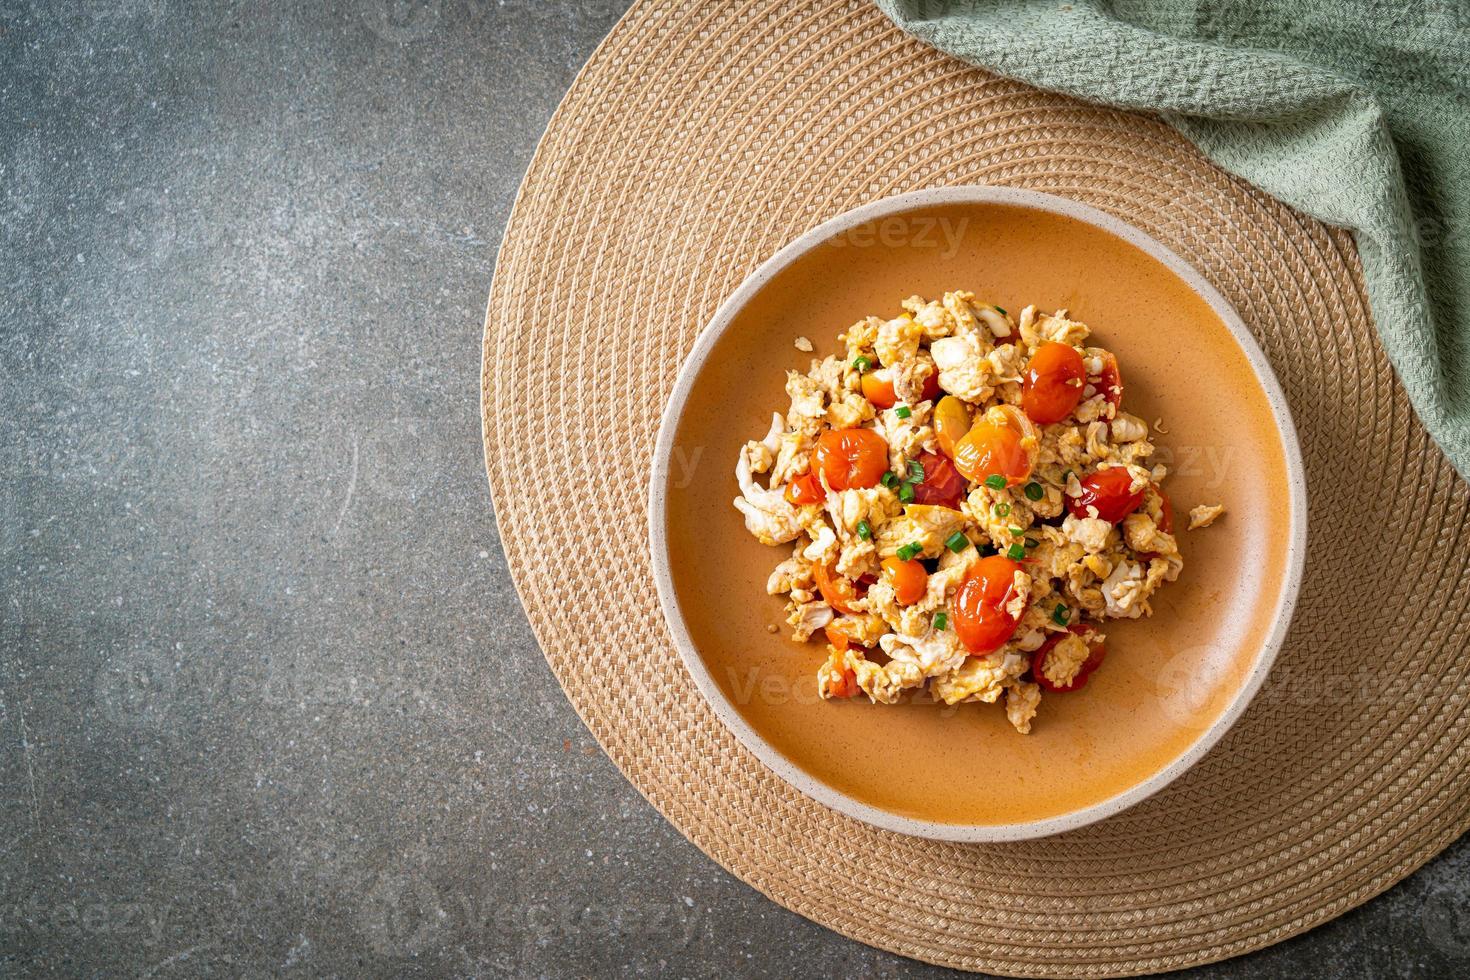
[1005,681,1042,734]
[876,504,968,560]
[931,651,1027,705]
[1039,632,1091,687]
[1189,503,1226,529]
[735,299,1224,733]
[875,314,923,367]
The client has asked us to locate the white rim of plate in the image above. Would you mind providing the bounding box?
[647,185,1308,842]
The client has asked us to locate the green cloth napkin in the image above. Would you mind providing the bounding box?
[877,0,1470,479]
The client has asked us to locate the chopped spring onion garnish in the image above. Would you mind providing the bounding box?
[993,502,1011,517]
[898,482,915,503]
[944,531,968,553]
[1006,543,1026,560]
[1023,481,1044,501]
[895,405,912,419]
[993,305,1007,315]
[852,356,872,372]
[897,541,922,561]
[1009,526,1023,536]
[1052,603,1070,626]
[933,612,949,631]
[856,520,872,540]
[881,471,899,489]
[984,474,1007,491]
[906,459,925,481]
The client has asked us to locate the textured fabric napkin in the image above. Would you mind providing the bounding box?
[877,0,1470,479]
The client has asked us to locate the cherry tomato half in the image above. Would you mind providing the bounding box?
[1031,626,1106,692]
[880,556,929,606]
[1156,486,1174,534]
[783,471,824,505]
[952,405,1039,487]
[1095,351,1123,408]
[933,395,971,459]
[1066,467,1145,524]
[813,561,862,615]
[952,554,1024,654]
[1022,341,1086,424]
[911,450,967,509]
[814,428,889,491]
[860,366,940,409]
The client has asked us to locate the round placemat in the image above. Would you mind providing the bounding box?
[481,1,1470,975]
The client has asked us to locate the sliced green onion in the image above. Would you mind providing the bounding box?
[895,405,912,419]
[897,541,922,561]
[1023,481,1044,501]
[856,520,872,541]
[881,471,899,489]
[984,474,1007,491]
[898,482,915,503]
[944,531,968,553]
[1008,526,1024,536]
[993,305,1008,315]
[1006,543,1026,560]
[1025,537,1039,549]
[1052,603,1070,626]
[933,612,949,631]
[906,459,925,481]
[993,502,1011,517]
[852,356,872,372]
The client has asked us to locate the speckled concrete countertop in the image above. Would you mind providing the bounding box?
[2,1,1467,976]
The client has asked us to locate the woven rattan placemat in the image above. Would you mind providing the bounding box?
[481,1,1470,974]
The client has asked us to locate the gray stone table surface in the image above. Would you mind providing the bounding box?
[2,0,1468,976]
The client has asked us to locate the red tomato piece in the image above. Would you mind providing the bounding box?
[813,561,861,615]
[860,369,897,409]
[952,555,1024,654]
[1031,626,1107,692]
[880,556,928,606]
[814,428,889,491]
[911,451,967,508]
[821,625,859,698]
[783,471,824,505]
[1095,351,1123,407]
[932,396,971,459]
[860,367,940,408]
[1066,467,1145,524]
[1022,341,1086,424]
[1156,486,1174,534]
[952,405,1039,487]
[920,367,941,403]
